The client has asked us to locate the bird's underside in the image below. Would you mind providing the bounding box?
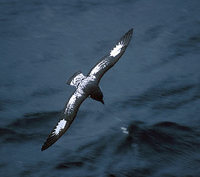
[41,28,133,151]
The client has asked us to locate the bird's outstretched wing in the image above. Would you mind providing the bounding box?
[41,89,88,151]
[88,28,133,82]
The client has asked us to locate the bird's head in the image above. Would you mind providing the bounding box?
[95,90,104,105]
[100,99,104,104]
[90,86,104,104]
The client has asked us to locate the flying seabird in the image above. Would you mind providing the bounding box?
[41,28,133,151]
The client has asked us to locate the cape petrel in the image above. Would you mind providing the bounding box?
[41,28,133,151]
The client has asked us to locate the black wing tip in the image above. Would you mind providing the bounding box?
[41,140,54,151]
[41,141,50,151]
[41,145,46,151]
[128,28,133,33]
[124,28,133,37]
[119,28,133,46]
[41,134,58,151]
[126,28,133,37]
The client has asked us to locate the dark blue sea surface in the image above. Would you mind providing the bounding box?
[0,0,200,176]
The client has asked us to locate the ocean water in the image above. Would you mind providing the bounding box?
[0,0,200,176]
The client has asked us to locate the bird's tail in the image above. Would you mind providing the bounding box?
[66,71,86,88]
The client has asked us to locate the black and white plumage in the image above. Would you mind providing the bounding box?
[41,29,133,151]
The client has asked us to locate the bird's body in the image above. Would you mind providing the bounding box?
[41,29,133,151]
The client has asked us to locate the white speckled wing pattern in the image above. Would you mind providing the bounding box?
[41,89,88,151]
[89,59,109,76]
[89,28,133,82]
[65,88,84,114]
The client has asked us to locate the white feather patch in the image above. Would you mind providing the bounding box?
[53,119,67,135]
[110,42,124,57]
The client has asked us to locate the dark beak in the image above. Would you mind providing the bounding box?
[101,100,104,104]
